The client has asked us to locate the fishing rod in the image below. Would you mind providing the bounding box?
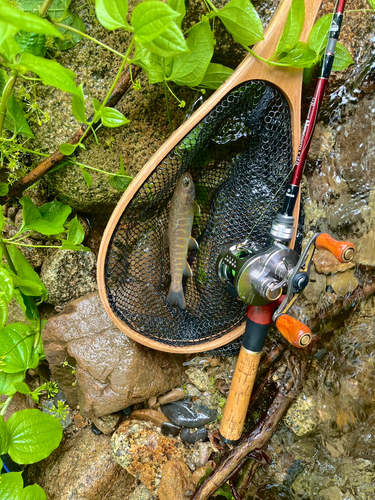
[216,0,356,444]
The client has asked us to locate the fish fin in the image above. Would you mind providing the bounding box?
[167,286,186,309]
[188,236,199,251]
[194,201,201,216]
[163,228,169,248]
[184,261,193,277]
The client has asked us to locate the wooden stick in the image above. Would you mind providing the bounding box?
[0,65,141,205]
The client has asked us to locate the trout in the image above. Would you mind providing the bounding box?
[167,173,199,309]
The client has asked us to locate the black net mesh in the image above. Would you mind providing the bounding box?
[105,81,294,353]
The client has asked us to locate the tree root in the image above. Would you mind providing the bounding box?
[0,65,141,205]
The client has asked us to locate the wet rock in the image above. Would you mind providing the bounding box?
[180,427,208,444]
[42,292,184,417]
[6,298,30,326]
[42,400,72,429]
[356,229,375,268]
[91,413,121,435]
[161,401,217,428]
[148,396,157,407]
[313,249,356,275]
[189,442,213,469]
[158,388,186,405]
[326,270,359,297]
[185,367,211,392]
[111,420,189,494]
[158,461,194,500]
[185,383,202,398]
[130,409,169,428]
[284,394,319,437]
[318,486,355,500]
[26,428,136,499]
[129,484,156,500]
[40,249,97,306]
[161,422,181,437]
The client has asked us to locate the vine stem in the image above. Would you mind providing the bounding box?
[0,242,16,273]
[0,75,17,139]
[39,0,54,16]
[0,396,13,416]
[51,21,126,59]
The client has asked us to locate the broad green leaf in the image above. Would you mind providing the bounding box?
[332,42,354,72]
[277,41,317,68]
[132,1,178,43]
[0,415,10,454]
[0,323,39,373]
[143,21,188,58]
[167,0,185,28]
[101,107,129,128]
[20,196,71,235]
[274,0,305,56]
[0,371,25,396]
[39,199,72,228]
[80,167,92,188]
[61,240,90,251]
[0,471,23,499]
[0,298,8,328]
[0,182,9,196]
[67,216,85,245]
[369,0,375,8]
[199,63,233,89]
[131,44,164,84]
[92,98,101,113]
[59,143,77,155]
[13,289,39,322]
[21,484,47,500]
[216,0,263,47]
[0,0,62,38]
[109,156,133,192]
[11,53,79,95]
[308,14,331,56]
[7,409,63,464]
[55,13,86,51]
[169,22,214,87]
[12,381,31,394]
[0,268,13,303]
[6,94,35,138]
[0,34,21,62]
[0,20,18,47]
[95,0,131,30]
[11,275,45,297]
[15,31,46,57]
[19,0,72,21]
[6,245,48,301]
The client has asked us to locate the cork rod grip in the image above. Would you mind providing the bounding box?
[219,346,261,444]
[315,233,357,263]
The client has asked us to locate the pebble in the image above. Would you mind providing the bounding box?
[180,428,208,444]
[148,396,157,407]
[130,409,170,428]
[161,401,217,428]
[73,413,87,429]
[185,383,202,398]
[91,413,121,435]
[161,422,181,437]
[185,367,211,392]
[91,422,101,435]
[158,388,185,405]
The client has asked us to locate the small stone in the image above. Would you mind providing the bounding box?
[73,413,87,429]
[161,401,217,428]
[158,461,194,500]
[185,367,210,392]
[191,462,215,486]
[180,428,208,444]
[91,422,102,435]
[91,413,121,434]
[284,393,319,436]
[318,485,349,500]
[129,484,156,500]
[148,396,157,407]
[161,422,181,437]
[185,383,202,398]
[158,388,185,405]
[356,229,375,268]
[130,409,170,428]
[313,249,355,274]
[189,443,213,469]
[326,270,359,297]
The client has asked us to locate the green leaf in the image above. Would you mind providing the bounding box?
[109,156,133,192]
[274,0,305,56]
[6,409,63,464]
[332,42,354,72]
[20,196,71,235]
[19,0,72,22]
[13,289,39,322]
[167,0,185,28]
[80,167,92,188]
[132,1,178,43]
[0,21,18,47]
[6,93,35,138]
[0,323,39,373]
[0,34,21,62]
[59,143,77,155]
[131,44,164,84]
[216,0,263,47]
[12,381,31,395]
[67,216,85,245]
[95,0,131,30]
[15,31,46,57]
[0,415,10,454]
[0,471,23,499]
[92,98,101,113]
[277,41,317,68]
[0,268,14,304]
[11,53,79,95]
[0,209,3,232]
[0,371,25,396]
[0,182,9,196]
[6,245,48,301]
[21,484,47,500]
[55,13,86,51]
[199,63,233,89]
[39,199,72,227]
[169,22,214,87]
[61,240,90,251]
[101,107,130,128]
[143,21,188,58]
[0,298,8,328]
[0,0,62,38]
[11,274,44,297]
[308,14,331,56]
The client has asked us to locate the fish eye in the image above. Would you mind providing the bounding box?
[182,178,190,187]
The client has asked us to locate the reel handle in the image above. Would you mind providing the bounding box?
[315,233,356,263]
[275,314,312,348]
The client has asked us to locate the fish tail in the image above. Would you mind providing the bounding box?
[167,285,186,309]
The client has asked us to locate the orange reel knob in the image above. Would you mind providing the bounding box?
[275,314,312,348]
[315,233,356,263]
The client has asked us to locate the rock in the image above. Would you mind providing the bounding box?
[91,413,121,434]
[6,298,30,326]
[318,486,354,500]
[158,388,186,405]
[111,420,189,494]
[160,401,217,428]
[185,383,202,398]
[130,409,170,428]
[129,484,156,500]
[73,413,87,429]
[43,292,184,417]
[355,229,375,268]
[180,427,208,444]
[161,422,181,437]
[326,270,359,297]
[284,393,319,437]
[313,249,356,274]
[148,396,157,407]
[189,442,213,469]
[40,249,97,306]
[158,461,194,500]
[185,367,211,392]
[26,428,136,499]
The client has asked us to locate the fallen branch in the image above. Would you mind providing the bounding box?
[0,65,141,205]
